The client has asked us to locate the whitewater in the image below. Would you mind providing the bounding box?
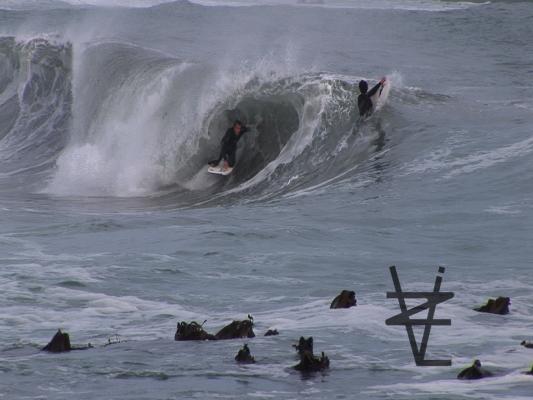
[0,1,532,399]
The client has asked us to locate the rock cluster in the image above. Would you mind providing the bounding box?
[42,329,92,352]
[215,316,255,340]
[293,336,329,372]
[520,340,533,349]
[330,290,357,309]
[457,360,493,380]
[174,321,216,341]
[474,297,510,315]
[235,344,255,364]
[42,329,72,353]
[37,286,531,380]
[174,316,255,341]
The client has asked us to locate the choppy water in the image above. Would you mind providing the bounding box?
[1,0,532,399]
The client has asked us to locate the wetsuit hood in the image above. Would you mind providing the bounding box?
[359,80,368,94]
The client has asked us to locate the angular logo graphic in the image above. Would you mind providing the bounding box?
[386,266,454,366]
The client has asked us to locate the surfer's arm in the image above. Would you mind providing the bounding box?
[367,77,386,97]
[367,82,383,97]
[220,129,232,145]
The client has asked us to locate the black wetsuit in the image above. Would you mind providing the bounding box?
[358,82,384,118]
[210,126,248,167]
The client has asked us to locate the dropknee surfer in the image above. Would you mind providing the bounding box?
[358,77,386,118]
[208,120,249,171]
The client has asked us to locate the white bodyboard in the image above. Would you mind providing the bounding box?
[207,166,233,176]
[371,79,390,113]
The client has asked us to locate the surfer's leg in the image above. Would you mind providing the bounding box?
[208,148,225,166]
[220,151,230,171]
[227,150,236,168]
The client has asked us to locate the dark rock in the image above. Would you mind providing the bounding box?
[264,329,279,337]
[175,321,216,341]
[330,290,357,309]
[235,344,255,364]
[474,297,510,315]
[42,329,72,353]
[525,365,533,375]
[457,360,493,380]
[294,351,329,372]
[521,340,533,349]
[293,337,329,372]
[215,315,255,340]
[293,336,313,355]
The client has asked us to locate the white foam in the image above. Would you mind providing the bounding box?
[0,283,199,341]
[485,205,522,215]
[47,61,194,197]
[372,373,533,400]
[403,135,533,179]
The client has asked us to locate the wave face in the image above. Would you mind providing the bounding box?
[0,37,72,190]
[0,38,394,203]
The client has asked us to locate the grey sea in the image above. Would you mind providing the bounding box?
[1,0,532,399]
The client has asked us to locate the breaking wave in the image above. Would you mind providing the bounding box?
[0,37,399,204]
[0,37,71,189]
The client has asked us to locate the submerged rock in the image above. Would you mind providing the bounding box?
[103,334,126,347]
[264,329,279,337]
[293,337,329,372]
[215,315,255,340]
[42,330,92,352]
[474,297,510,315]
[42,329,71,353]
[457,360,493,380]
[521,340,533,349]
[175,316,256,341]
[174,321,216,341]
[235,344,255,364]
[293,336,313,355]
[294,351,330,372]
[330,290,357,309]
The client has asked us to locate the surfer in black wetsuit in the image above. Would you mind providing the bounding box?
[358,77,386,118]
[208,120,249,171]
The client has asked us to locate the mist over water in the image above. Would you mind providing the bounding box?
[1,1,532,399]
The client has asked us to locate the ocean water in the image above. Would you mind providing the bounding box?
[1,0,532,399]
